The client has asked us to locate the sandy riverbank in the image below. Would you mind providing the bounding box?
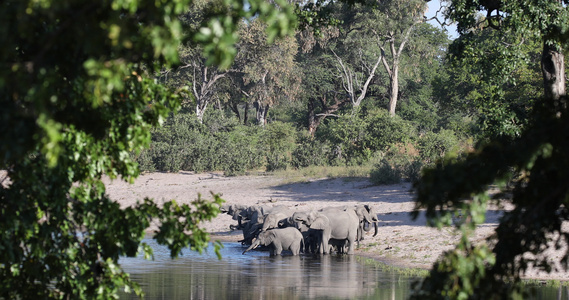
[103,171,569,281]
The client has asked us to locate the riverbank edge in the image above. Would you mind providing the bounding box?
[209,233,569,287]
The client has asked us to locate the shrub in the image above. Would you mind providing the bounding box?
[317,113,371,165]
[417,129,460,166]
[218,126,264,176]
[136,148,156,172]
[363,109,418,153]
[135,113,220,173]
[291,132,330,168]
[262,121,297,171]
[369,144,423,185]
[370,159,402,185]
[318,109,419,166]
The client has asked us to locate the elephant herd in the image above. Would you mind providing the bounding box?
[220,203,379,256]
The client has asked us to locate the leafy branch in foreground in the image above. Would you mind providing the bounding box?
[411,0,569,298]
[0,0,291,298]
[412,101,569,299]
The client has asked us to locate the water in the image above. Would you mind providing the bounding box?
[119,240,567,299]
[119,240,416,299]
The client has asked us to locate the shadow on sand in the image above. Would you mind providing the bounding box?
[269,177,505,228]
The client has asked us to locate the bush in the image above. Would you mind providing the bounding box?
[262,121,297,171]
[136,113,221,173]
[218,126,264,176]
[291,132,330,168]
[417,129,460,166]
[369,144,423,185]
[317,112,371,165]
[370,159,402,184]
[318,109,419,166]
[135,148,156,172]
[363,109,418,153]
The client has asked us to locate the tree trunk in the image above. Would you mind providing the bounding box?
[307,93,349,137]
[230,101,241,122]
[244,102,249,125]
[196,100,207,123]
[254,101,269,126]
[541,42,566,110]
[388,64,399,117]
[308,98,316,136]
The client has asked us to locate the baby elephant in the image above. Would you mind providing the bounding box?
[242,227,303,256]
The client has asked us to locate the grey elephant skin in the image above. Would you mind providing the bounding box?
[294,208,359,255]
[242,227,304,256]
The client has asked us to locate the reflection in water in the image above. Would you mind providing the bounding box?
[119,240,563,299]
[119,240,416,299]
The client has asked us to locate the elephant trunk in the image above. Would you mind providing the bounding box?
[373,221,378,237]
[363,221,371,232]
[242,239,260,255]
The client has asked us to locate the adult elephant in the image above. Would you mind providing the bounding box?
[242,227,303,256]
[261,207,293,232]
[294,208,359,255]
[353,205,379,244]
[220,204,248,230]
[361,204,379,237]
[238,205,270,245]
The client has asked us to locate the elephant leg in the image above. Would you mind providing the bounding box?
[346,238,355,255]
[292,242,300,255]
[274,244,283,255]
[321,236,330,255]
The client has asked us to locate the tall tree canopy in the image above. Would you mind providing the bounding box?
[412,0,569,298]
[0,0,294,298]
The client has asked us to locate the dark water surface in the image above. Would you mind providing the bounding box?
[119,240,567,299]
[119,240,416,299]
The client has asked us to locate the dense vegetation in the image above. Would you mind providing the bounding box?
[2,0,568,298]
[138,1,477,186]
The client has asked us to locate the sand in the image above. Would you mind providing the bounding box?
[103,171,568,281]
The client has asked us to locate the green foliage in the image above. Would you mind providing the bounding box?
[417,129,461,166]
[0,0,302,296]
[317,112,372,165]
[217,125,265,175]
[369,145,422,185]
[193,0,297,68]
[413,87,569,295]
[362,109,418,152]
[318,109,418,165]
[262,121,298,171]
[437,18,542,140]
[291,133,331,168]
[412,241,503,300]
[137,112,265,175]
[370,159,403,185]
[142,113,214,172]
[411,1,569,297]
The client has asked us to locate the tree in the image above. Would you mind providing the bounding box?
[0,0,294,298]
[319,2,385,112]
[367,0,428,116]
[232,19,301,126]
[167,44,231,123]
[411,0,569,298]
[297,27,351,136]
[435,27,542,140]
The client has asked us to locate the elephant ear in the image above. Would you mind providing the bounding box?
[264,230,277,244]
[355,206,373,223]
[367,205,379,222]
[310,215,329,230]
[361,208,373,223]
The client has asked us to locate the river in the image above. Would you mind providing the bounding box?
[119,240,567,299]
